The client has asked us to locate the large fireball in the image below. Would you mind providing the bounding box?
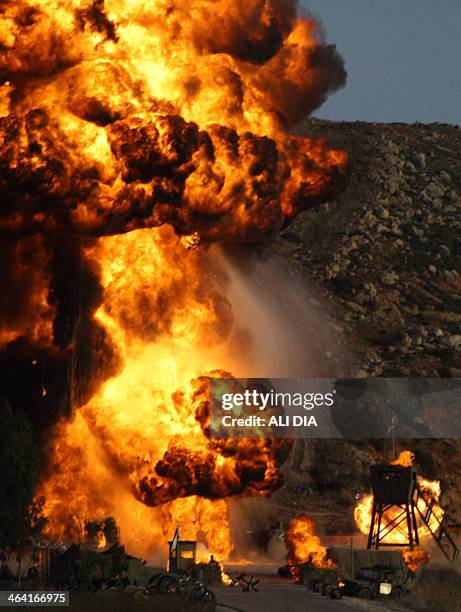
[0,0,348,561]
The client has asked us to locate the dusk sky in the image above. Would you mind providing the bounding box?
[302,1,461,125]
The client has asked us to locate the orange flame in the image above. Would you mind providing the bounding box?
[37,228,292,559]
[402,548,430,572]
[285,515,333,572]
[96,530,107,550]
[354,451,444,546]
[0,0,348,563]
[391,450,415,467]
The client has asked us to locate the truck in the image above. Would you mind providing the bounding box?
[336,564,409,600]
[302,547,413,601]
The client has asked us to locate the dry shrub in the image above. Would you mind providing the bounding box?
[412,564,461,612]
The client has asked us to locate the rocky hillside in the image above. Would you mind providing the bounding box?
[259,119,461,541]
[277,119,461,378]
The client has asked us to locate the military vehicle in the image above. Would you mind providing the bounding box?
[48,544,164,590]
[303,567,340,597]
[283,547,413,600]
[336,564,409,600]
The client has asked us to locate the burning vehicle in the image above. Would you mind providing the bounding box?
[279,539,414,601]
[282,530,415,602]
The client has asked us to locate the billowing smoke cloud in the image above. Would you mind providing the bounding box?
[0,0,347,239]
[135,374,292,507]
[0,233,118,429]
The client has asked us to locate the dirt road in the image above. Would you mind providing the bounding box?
[214,576,356,612]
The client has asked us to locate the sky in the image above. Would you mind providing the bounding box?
[302,1,461,125]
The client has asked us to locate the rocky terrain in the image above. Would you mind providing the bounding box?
[248,119,461,544]
[277,118,461,378]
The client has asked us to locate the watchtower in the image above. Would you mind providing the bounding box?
[367,463,459,562]
[368,464,419,549]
